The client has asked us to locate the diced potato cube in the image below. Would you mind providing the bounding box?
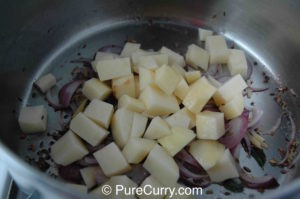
[134,76,140,97]
[112,74,135,99]
[82,78,111,101]
[120,42,141,57]
[184,71,201,85]
[171,64,186,77]
[198,28,213,41]
[111,108,134,148]
[219,92,244,119]
[96,57,131,81]
[183,77,216,113]
[91,52,119,71]
[137,55,158,70]
[65,183,87,193]
[51,130,88,166]
[84,99,113,129]
[169,108,196,129]
[122,138,156,164]
[131,50,156,67]
[70,113,109,146]
[185,44,209,70]
[165,112,190,129]
[158,127,195,156]
[174,78,189,100]
[118,95,145,113]
[205,35,228,64]
[139,176,165,199]
[207,149,239,182]
[213,74,247,106]
[189,140,225,170]
[180,108,196,128]
[144,116,171,139]
[18,105,47,134]
[139,85,179,116]
[91,175,137,199]
[196,111,225,140]
[93,142,131,176]
[34,73,56,93]
[143,145,179,186]
[151,54,169,66]
[139,67,155,91]
[227,49,248,77]
[154,65,181,95]
[130,112,148,137]
[160,46,185,67]
[80,166,107,189]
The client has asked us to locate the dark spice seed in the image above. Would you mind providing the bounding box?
[224,192,231,196]
[31,92,37,98]
[17,97,23,102]
[39,141,44,148]
[243,166,251,173]
[254,61,258,66]
[223,11,226,16]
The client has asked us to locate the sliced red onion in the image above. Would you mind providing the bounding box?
[126,164,149,185]
[248,107,264,128]
[248,86,269,93]
[58,80,83,107]
[179,177,211,188]
[58,164,83,184]
[230,144,242,159]
[175,150,203,171]
[98,44,123,54]
[76,156,98,166]
[263,113,283,135]
[177,161,208,180]
[205,64,218,76]
[217,75,231,83]
[94,167,108,185]
[219,110,249,149]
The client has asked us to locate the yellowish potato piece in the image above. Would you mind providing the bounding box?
[184,71,201,85]
[185,44,209,70]
[34,73,56,93]
[91,52,119,71]
[183,77,216,114]
[111,108,134,148]
[227,49,248,77]
[165,112,190,129]
[130,112,148,138]
[80,166,106,189]
[118,94,145,113]
[139,85,179,116]
[139,67,155,91]
[120,42,141,57]
[189,140,225,170]
[137,55,158,70]
[196,111,225,140]
[205,35,229,64]
[131,50,156,68]
[112,74,135,99]
[171,108,196,129]
[82,78,111,101]
[139,176,165,199]
[219,92,244,120]
[144,116,171,139]
[160,46,185,67]
[174,78,190,100]
[70,113,109,146]
[198,28,213,41]
[154,65,181,95]
[122,137,156,164]
[51,130,88,166]
[171,64,186,77]
[213,74,247,106]
[158,127,195,156]
[93,142,131,176]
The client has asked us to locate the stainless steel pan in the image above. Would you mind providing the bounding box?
[0,0,300,198]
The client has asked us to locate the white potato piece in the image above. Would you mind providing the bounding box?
[158,127,195,156]
[139,67,155,91]
[171,64,186,77]
[165,112,190,129]
[122,137,156,164]
[174,78,189,100]
[213,74,247,106]
[51,130,88,166]
[130,112,148,137]
[91,175,137,199]
[143,145,179,186]
[84,99,113,129]
[112,74,135,99]
[154,65,181,95]
[219,92,244,120]
[196,111,225,140]
[139,176,165,199]
[34,73,56,93]
[96,57,131,81]
[70,113,109,146]
[189,140,225,170]
[170,108,196,129]
[227,49,248,77]
[65,183,87,193]
[151,53,169,66]
[198,28,213,41]
[82,78,111,101]
[111,108,134,148]
[207,149,239,182]
[137,55,158,70]
[131,50,157,68]
[18,105,47,134]
[205,35,229,64]
[80,166,107,189]
[144,116,171,139]
[184,71,201,85]
[118,95,145,113]
[120,42,141,57]
[93,142,131,176]
[134,75,140,97]
[91,52,119,71]
[160,46,185,67]
[139,85,179,116]
[185,44,209,70]
[183,77,216,114]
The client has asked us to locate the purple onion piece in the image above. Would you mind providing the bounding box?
[58,80,83,107]
[58,164,83,184]
[98,44,123,54]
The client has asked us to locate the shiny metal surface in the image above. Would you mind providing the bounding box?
[0,0,299,198]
